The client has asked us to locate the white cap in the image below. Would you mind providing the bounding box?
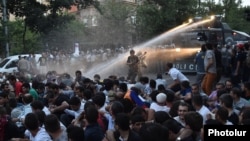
[156,93,167,103]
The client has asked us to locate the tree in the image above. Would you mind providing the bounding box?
[92,0,134,48]
[135,0,198,42]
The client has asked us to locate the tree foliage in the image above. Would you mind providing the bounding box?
[93,0,134,47]
[135,0,198,42]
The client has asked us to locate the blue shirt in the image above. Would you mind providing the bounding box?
[195,51,205,73]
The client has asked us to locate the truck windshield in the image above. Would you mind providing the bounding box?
[0,59,10,68]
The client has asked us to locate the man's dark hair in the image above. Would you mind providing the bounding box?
[111,101,124,117]
[231,87,242,97]
[67,125,85,141]
[68,96,81,106]
[206,43,213,50]
[184,111,203,132]
[24,113,39,131]
[75,86,84,93]
[50,83,59,90]
[75,70,82,75]
[22,82,31,89]
[83,89,93,100]
[216,107,229,122]
[44,114,60,133]
[115,113,130,130]
[163,118,183,134]
[192,95,203,106]
[219,94,233,108]
[154,111,171,124]
[131,114,145,124]
[34,110,46,127]
[85,106,98,124]
[30,100,44,110]
[22,94,33,104]
[7,75,16,81]
[139,122,169,141]
[92,95,105,108]
[166,62,173,68]
[119,83,128,92]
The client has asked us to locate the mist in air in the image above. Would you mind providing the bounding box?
[49,19,211,79]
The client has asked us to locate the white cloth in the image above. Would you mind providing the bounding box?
[150,102,170,113]
[25,127,52,141]
[197,105,212,124]
[155,78,168,90]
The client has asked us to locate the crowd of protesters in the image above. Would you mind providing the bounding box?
[0,41,250,141]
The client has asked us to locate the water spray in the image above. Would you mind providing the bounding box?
[82,18,213,78]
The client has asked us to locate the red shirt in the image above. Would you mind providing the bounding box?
[14,81,23,97]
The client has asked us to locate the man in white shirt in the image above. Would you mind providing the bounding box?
[166,62,189,92]
[192,95,212,124]
[24,113,52,141]
[150,93,170,113]
[174,101,190,127]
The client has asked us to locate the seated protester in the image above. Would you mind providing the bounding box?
[9,98,23,119]
[214,107,233,125]
[84,105,105,141]
[36,83,47,105]
[120,98,135,114]
[12,94,33,127]
[173,101,191,127]
[207,83,225,110]
[30,100,51,115]
[0,106,20,141]
[191,83,208,106]
[239,108,250,125]
[92,94,109,133]
[169,100,183,118]
[149,92,170,113]
[124,86,147,108]
[1,82,15,99]
[67,125,85,141]
[177,111,203,141]
[22,82,39,101]
[229,87,250,111]
[93,92,108,113]
[104,101,124,131]
[154,111,172,124]
[205,119,223,125]
[112,113,142,141]
[130,114,146,133]
[139,122,169,141]
[34,110,46,127]
[165,88,177,109]
[45,84,70,119]
[44,114,68,141]
[24,113,52,141]
[175,81,192,105]
[72,101,104,129]
[192,95,212,125]
[58,82,74,99]
[130,105,155,122]
[0,92,12,114]
[163,119,184,141]
[219,93,239,125]
[61,96,84,127]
